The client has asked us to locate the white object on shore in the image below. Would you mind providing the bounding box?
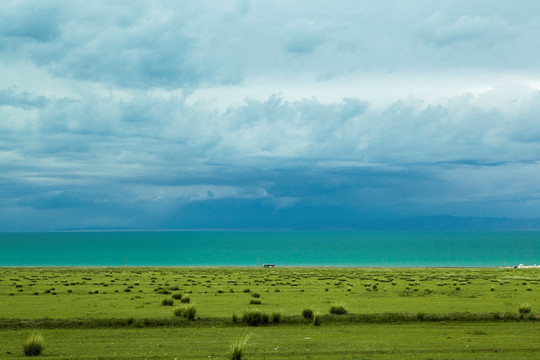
[516,264,539,268]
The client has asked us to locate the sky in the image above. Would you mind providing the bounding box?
[1,0,540,231]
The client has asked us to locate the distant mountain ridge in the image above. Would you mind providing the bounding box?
[51,216,540,232]
[353,216,540,231]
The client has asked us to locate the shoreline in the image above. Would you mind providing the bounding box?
[0,265,537,269]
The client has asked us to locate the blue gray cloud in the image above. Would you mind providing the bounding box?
[1,1,540,230]
[0,87,48,109]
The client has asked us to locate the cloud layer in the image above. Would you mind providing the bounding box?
[1,1,540,230]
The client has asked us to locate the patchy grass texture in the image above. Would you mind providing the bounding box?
[0,267,538,359]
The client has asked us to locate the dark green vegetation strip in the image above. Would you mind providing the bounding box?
[0,312,536,329]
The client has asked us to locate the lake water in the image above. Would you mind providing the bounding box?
[0,231,538,267]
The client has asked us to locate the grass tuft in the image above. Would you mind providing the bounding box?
[228,334,250,360]
[518,303,532,314]
[302,308,314,320]
[161,298,174,306]
[174,305,197,321]
[242,311,269,326]
[23,332,44,357]
[329,303,347,315]
[271,312,281,323]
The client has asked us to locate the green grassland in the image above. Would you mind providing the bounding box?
[1,267,538,318]
[1,323,539,359]
[0,267,538,359]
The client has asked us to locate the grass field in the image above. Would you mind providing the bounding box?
[1,323,539,359]
[0,267,538,359]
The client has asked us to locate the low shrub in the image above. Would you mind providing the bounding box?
[249,299,261,305]
[329,303,347,315]
[271,312,281,323]
[23,332,44,356]
[251,293,260,298]
[302,308,314,320]
[180,297,191,303]
[172,293,182,300]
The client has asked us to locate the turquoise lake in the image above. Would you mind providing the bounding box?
[0,231,538,267]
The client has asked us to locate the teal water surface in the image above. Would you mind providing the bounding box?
[0,231,538,267]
